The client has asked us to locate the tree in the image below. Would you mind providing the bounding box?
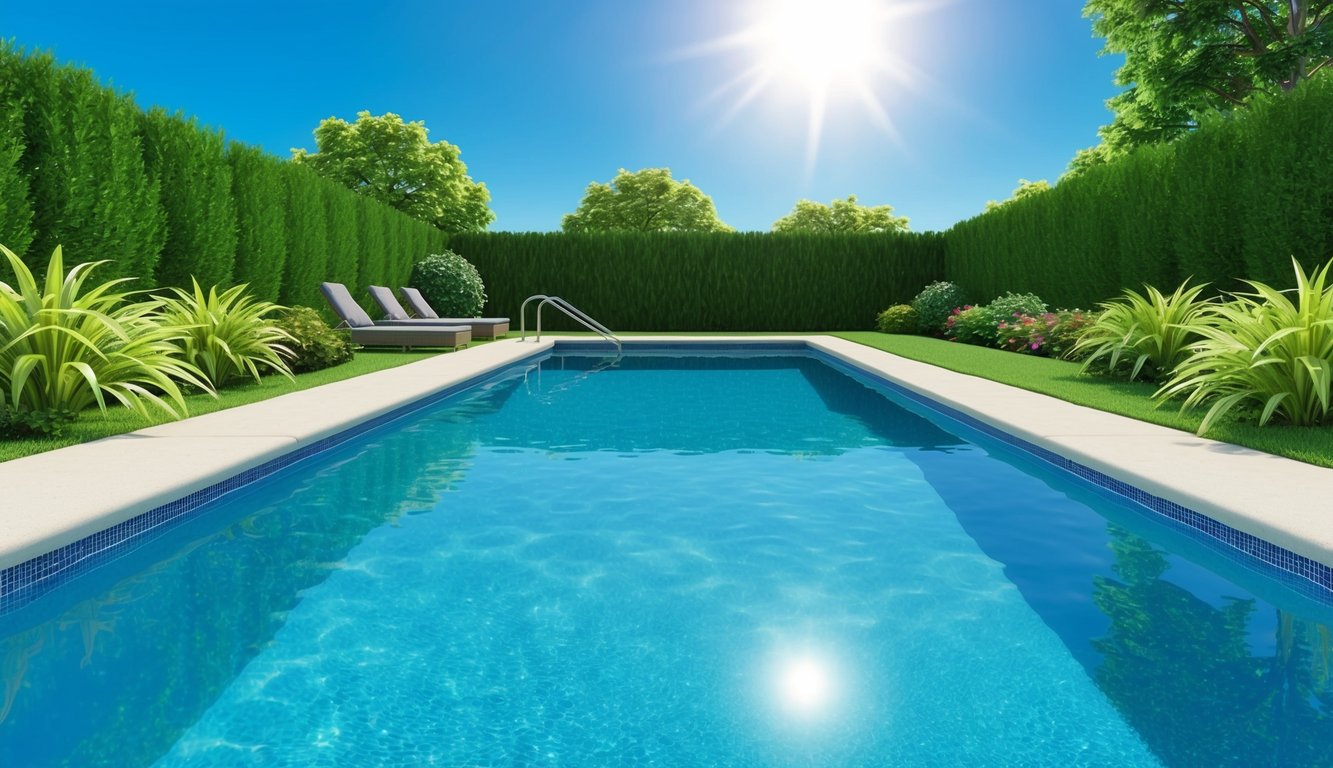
[561,168,732,232]
[984,179,1051,212]
[771,194,910,233]
[1072,0,1333,173]
[292,111,493,233]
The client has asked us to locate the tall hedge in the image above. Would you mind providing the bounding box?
[280,164,330,309]
[323,177,360,291]
[0,53,33,257]
[141,108,237,288]
[947,75,1333,307]
[6,44,165,280]
[0,43,442,308]
[445,232,945,331]
[356,200,386,295]
[227,142,288,298]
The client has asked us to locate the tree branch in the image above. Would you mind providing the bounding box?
[1240,0,1285,39]
[1234,2,1277,56]
[1202,82,1252,106]
[1307,55,1333,76]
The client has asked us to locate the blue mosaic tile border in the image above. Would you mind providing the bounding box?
[809,346,1333,602]
[0,348,551,616]
[4,339,1331,616]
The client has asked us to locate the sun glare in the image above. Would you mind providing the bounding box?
[753,0,882,91]
[684,0,942,173]
[779,655,835,715]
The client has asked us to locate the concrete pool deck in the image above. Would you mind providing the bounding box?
[1,335,1331,583]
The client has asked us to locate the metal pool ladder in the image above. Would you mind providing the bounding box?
[520,295,622,355]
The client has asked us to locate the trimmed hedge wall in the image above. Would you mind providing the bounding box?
[947,75,1333,307]
[0,42,444,307]
[445,232,945,330]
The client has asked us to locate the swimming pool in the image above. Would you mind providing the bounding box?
[2,347,1331,766]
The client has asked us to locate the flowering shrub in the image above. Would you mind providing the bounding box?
[910,281,967,336]
[944,305,996,345]
[982,292,1046,327]
[998,310,1097,357]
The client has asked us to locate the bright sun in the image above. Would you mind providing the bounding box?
[685,0,938,172]
[752,0,883,91]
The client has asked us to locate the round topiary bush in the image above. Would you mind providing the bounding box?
[910,281,968,336]
[875,304,918,333]
[410,251,486,318]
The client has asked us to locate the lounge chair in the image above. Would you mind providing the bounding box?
[320,282,470,350]
[394,286,511,339]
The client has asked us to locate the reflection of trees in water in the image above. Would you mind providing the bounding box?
[2,628,46,724]
[0,391,490,768]
[1093,526,1333,767]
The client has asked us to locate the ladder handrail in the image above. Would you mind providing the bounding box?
[520,294,621,354]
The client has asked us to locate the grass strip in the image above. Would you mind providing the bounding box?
[836,332,1333,469]
[0,348,459,463]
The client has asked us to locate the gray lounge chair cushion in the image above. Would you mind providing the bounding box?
[399,287,509,325]
[399,287,439,319]
[320,282,375,328]
[368,285,415,321]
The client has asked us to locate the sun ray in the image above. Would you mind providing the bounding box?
[805,85,828,176]
[679,0,951,171]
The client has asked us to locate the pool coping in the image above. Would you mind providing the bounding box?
[1,334,1331,609]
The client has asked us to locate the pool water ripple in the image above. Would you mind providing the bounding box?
[2,353,1330,766]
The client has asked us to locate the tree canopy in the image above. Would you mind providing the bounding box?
[984,179,1051,212]
[292,111,493,233]
[561,168,732,233]
[1072,0,1333,173]
[771,195,910,233]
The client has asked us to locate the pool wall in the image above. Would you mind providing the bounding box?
[2,335,1331,615]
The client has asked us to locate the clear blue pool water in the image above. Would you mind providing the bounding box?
[2,350,1332,767]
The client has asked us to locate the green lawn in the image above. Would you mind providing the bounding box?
[0,348,457,463]
[835,332,1333,469]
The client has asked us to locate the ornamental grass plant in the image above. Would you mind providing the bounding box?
[1158,259,1333,435]
[0,244,208,424]
[155,279,294,389]
[1073,281,1211,381]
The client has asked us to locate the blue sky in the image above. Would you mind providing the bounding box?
[2,0,1122,233]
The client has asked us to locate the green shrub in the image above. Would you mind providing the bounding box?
[0,404,75,438]
[410,251,486,318]
[0,244,206,420]
[275,306,353,373]
[944,306,994,345]
[875,304,917,333]
[910,281,967,336]
[1072,281,1211,381]
[1158,259,1333,434]
[155,280,294,389]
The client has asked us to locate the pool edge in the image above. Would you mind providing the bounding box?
[2,334,1331,613]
